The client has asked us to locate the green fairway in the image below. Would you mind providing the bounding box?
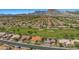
[1,27,79,39]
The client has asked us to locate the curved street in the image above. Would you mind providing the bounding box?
[0,39,75,50]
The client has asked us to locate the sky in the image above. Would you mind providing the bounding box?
[0,9,78,14]
[0,9,48,14]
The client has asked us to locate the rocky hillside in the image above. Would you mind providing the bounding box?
[0,9,79,29]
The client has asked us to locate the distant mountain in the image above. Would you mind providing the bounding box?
[29,9,79,17]
[47,9,62,16]
[66,11,79,14]
[0,9,79,17]
[0,9,79,29]
[62,11,79,17]
[28,11,47,15]
[47,9,79,17]
[29,9,62,16]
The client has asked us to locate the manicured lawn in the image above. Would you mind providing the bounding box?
[1,27,79,39]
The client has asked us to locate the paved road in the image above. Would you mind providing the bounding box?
[0,39,75,50]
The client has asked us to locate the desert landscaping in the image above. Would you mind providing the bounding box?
[0,9,79,50]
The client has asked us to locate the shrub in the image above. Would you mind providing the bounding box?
[74,42,79,48]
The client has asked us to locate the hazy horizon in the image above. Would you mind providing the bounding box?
[0,9,78,14]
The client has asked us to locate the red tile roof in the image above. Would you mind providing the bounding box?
[31,36,42,41]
